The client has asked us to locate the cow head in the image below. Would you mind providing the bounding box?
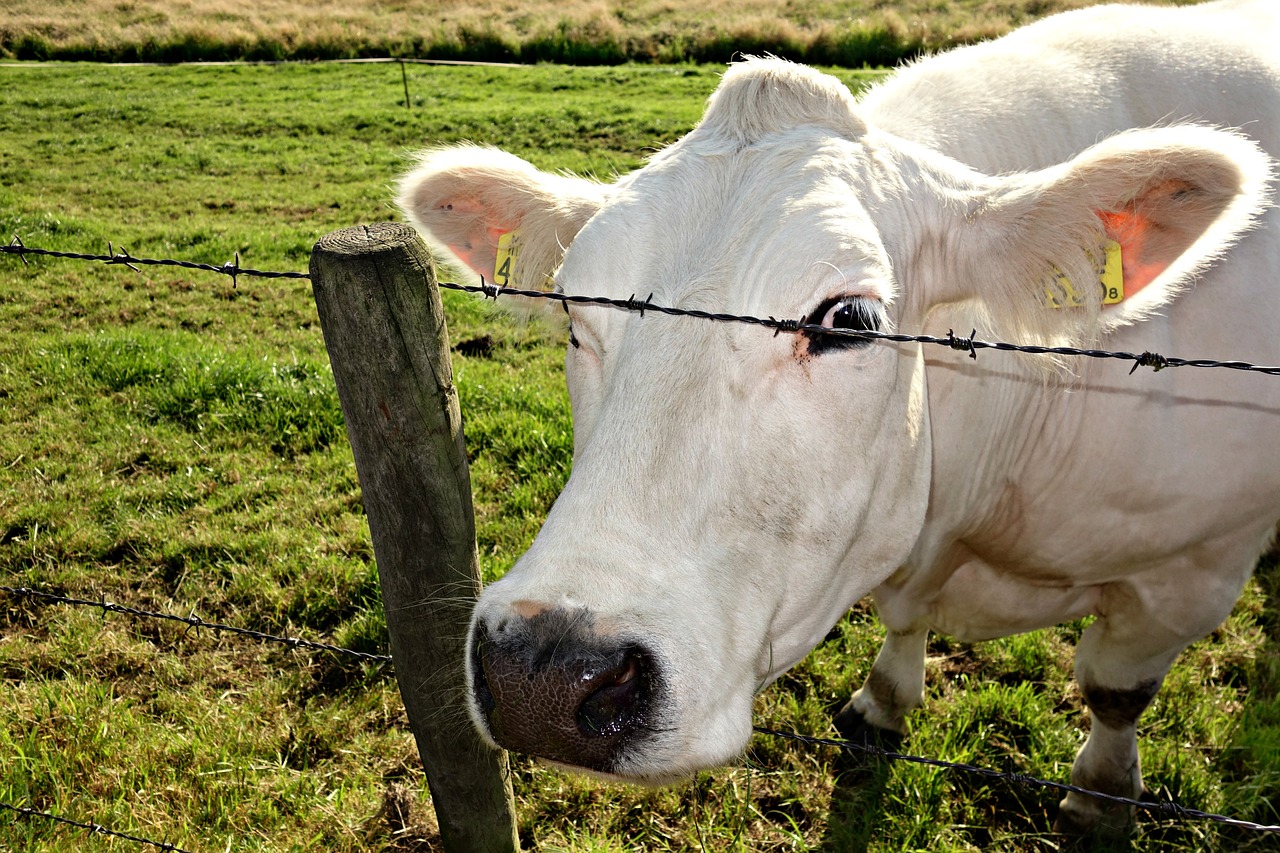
[397,59,1268,782]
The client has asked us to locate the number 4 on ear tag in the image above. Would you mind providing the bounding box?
[494,230,521,286]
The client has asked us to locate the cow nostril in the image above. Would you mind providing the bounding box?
[471,610,661,771]
[470,624,496,718]
[577,649,648,738]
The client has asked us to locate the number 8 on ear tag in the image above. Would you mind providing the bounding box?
[1100,239,1124,305]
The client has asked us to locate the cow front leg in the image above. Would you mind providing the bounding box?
[834,626,928,747]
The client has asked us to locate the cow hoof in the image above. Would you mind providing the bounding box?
[1053,793,1143,837]
[1052,806,1094,836]
[832,705,903,754]
[832,705,904,749]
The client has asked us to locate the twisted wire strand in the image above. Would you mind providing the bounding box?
[2,237,309,285]
[445,279,1280,375]
[0,801,198,852]
[1,586,392,664]
[5,587,1275,834]
[753,727,1280,833]
[6,239,1280,838]
[5,238,1280,374]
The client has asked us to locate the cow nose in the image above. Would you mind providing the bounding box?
[470,607,657,772]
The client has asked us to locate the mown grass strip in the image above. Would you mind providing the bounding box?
[2,0,1190,66]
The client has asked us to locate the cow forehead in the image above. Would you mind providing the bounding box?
[557,128,898,319]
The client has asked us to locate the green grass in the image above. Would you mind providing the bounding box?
[0,59,1277,851]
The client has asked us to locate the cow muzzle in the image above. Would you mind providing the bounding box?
[469,604,662,773]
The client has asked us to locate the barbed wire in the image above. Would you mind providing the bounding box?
[753,727,1280,834]
[6,237,1280,375]
[0,586,392,664]
[5,585,1276,835]
[4,239,1280,841]
[452,279,1280,376]
[2,236,309,287]
[1,585,387,853]
[0,801,197,852]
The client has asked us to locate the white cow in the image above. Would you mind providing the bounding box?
[398,0,1279,833]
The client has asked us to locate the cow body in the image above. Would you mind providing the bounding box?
[398,0,1279,832]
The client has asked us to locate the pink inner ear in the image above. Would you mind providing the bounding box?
[450,228,510,280]
[1098,210,1166,299]
[428,195,515,279]
[451,243,494,280]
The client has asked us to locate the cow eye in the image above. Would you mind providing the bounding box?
[804,296,880,354]
[562,300,581,349]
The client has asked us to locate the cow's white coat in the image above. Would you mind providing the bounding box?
[398,0,1280,830]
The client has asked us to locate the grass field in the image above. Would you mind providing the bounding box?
[2,0,1193,66]
[1,54,1277,852]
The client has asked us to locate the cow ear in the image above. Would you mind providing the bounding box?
[396,146,608,292]
[957,126,1271,344]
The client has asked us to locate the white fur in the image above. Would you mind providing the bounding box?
[399,0,1280,830]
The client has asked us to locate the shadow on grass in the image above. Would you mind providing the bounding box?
[819,752,1161,852]
[817,750,894,852]
[1212,549,1280,848]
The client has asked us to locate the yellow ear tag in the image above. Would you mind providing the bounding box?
[493,230,521,287]
[1099,239,1124,305]
[1045,240,1124,308]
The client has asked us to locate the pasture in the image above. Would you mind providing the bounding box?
[1,57,1278,852]
[4,0,1193,65]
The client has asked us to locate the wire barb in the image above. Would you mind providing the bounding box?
[113,244,142,272]
[1130,350,1170,374]
[9,235,29,265]
[945,328,979,360]
[769,317,802,336]
[624,292,657,316]
[221,251,241,288]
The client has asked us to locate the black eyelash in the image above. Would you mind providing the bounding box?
[804,297,880,355]
[562,300,581,349]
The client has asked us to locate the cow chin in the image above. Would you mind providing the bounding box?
[474,697,757,787]
[592,690,757,786]
[464,596,759,782]
[542,716,752,787]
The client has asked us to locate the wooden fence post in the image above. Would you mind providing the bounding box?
[310,222,520,852]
